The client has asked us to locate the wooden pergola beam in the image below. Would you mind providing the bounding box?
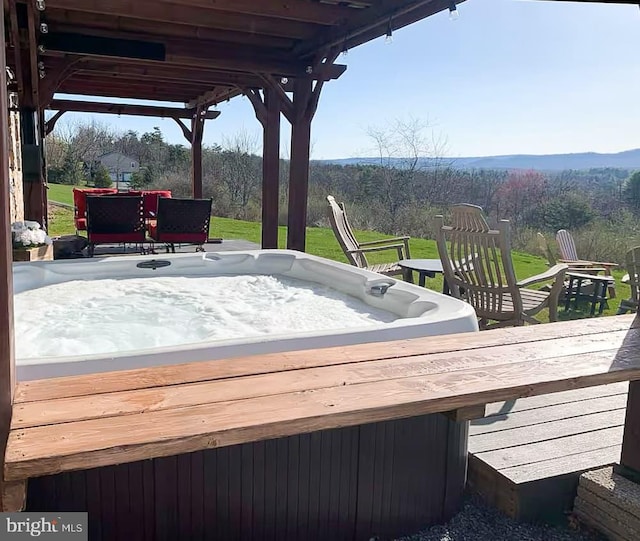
[46,11,296,49]
[46,0,316,40]
[43,110,66,136]
[70,62,267,87]
[47,99,221,120]
[152,0,357,25]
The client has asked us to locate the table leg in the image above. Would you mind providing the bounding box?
[565,276,574,312]
[574,278,583,311]
[418,272,426,288]
[598,281,608,315]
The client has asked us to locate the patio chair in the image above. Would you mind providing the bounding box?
[86,195,145,257]
[435,204,567,329]
[326,195,412,281]
[556,229,617,298]
[537,231,607,298]
[618,247,640,314]
[72,187,118,233]
[148,197,212,253]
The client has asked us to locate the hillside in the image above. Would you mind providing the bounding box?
[320,148,640,172]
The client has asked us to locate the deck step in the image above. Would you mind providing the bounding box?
[468,383,628,521]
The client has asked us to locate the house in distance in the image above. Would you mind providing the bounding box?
[96,151,140,189]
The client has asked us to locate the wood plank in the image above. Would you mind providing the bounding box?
[577,485,640,535]
[574,496,636,541]
[46,0,318,39]
[7,343,640,481]
[470,409,626,453]
[14,314,638,404]
[48,99,220,119]
[152,0,356,25]
[12,331,637,430]
[477,426,624,471]
[501,445,622,484]
[483,382,629,416]
[470,394,628,435]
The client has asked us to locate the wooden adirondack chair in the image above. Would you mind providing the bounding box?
[435,205,567,329]
[326,195,412,280]
[618,247,640,314]
[555,229,616,297]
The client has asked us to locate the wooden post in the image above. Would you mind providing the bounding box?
[247,87,281,250]
[20,0,46,227]
[191,107,205,199]
[261,88,281,249]
[287,77,313,252]
[0,3,17,509]
[620,380,640,478]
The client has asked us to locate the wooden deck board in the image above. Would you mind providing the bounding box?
[6,315,640,487]
[469,381,629,520]
[483,381,628,416]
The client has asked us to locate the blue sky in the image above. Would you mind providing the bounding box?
[54,0,640,160]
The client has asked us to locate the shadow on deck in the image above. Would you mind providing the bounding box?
[468,382,628,522]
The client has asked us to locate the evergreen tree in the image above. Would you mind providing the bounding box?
[93,164,113,188]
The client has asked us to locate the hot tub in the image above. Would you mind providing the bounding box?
[18,250,479,539]
[13,250,478,380]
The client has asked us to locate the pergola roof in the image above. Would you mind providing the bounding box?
[5,0,463,108]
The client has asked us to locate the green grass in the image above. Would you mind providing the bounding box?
[47,183,631,320]
[47,183,75,206]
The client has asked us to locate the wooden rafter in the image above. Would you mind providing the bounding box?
[44,110,66,136]
[47,99,221,121]
[151,0,356,25]
[172,118,192,142]
[46,0,317,40]
[46,11,296,50]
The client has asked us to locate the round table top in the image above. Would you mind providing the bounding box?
[397,258,444,273]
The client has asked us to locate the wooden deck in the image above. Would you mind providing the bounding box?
[468,382,628,522]
[5,315,640,496]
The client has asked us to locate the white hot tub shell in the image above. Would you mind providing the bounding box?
[13,250,478,380]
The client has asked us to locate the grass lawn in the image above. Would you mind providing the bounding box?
[47,183,76,206]
[47,182,631,319]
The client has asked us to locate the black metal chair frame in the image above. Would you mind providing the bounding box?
[149,198,213,253]
[85,195,146,257]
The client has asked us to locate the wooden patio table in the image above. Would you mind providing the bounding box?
[4,315,640,538]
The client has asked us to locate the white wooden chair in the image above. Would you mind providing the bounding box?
[435,205,567,329]
[555,229,617,297]
[327,195,412,280]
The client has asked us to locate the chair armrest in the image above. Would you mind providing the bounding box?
[517,264,568,288]
[559,259,618,268]
[358,236,410,247]
[568,266,606,274]
[348,244,405,255]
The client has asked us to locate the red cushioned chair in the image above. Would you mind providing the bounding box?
[142,190,172,219]
[86,195,145,257]
[148,198,212,253]
[72,187,117,233]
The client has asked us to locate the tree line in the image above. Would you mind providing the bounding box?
[46,119,640,263]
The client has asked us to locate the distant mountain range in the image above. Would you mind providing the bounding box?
[319,148,640,172]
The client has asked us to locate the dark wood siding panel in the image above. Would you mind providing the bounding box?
[26,414,466,541]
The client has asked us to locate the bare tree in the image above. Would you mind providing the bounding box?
[366,116,448,230]
[220,129,262,219]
